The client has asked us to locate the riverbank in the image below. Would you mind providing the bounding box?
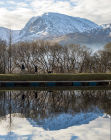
[0,73,111,81]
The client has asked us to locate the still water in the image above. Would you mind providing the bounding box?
[0,90,110,140]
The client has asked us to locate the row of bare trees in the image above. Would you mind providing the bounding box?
[0,39,111,73]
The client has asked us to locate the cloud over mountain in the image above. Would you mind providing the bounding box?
[0,0,111,29]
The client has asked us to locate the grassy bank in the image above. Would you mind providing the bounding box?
[0,73,111,81]
[0,86,111,91]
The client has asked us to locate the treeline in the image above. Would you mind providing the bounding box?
[0,39,111,73]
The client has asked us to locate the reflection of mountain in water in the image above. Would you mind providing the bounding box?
[0,90,110,129]
[28,110,104,130]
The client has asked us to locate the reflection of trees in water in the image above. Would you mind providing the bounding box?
[80,90,111,115]
[0,90,110,120]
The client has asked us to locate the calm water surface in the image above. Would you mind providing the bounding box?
[0,90,110,140]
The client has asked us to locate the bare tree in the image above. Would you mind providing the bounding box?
[7,29,13,73]
[0,39,7,73]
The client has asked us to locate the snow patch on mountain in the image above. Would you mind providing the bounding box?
[102,24,111,37]
[102,24,111,29]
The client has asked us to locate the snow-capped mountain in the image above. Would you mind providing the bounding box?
[19,12,100,41]
[0,12,111,49]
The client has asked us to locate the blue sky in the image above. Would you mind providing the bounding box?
[0,0,111,29]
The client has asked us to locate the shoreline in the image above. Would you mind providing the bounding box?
[0,73,111,81]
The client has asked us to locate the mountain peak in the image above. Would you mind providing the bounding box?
[19,12,99,41]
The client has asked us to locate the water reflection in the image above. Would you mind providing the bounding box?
[0,90,110,139]
[0,90,110,117]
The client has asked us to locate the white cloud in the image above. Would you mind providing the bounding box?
[8,1,16,5]
[0,7,34,29]
[17,2,29,7]
[70,0,111,24]
[0,0,111,29]
[31,0,72,15]
[0,1,5,5]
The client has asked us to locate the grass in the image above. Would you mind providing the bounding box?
[0,73,111,81]
[0,86,111,91]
